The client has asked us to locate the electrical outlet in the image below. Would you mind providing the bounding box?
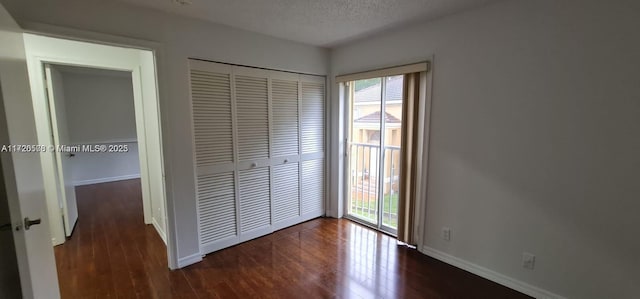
[442,227,451,241]
[522,252,536,270]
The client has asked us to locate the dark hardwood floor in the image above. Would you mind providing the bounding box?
[55,179,531,298]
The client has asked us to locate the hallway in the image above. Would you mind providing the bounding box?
[54,179,168,298]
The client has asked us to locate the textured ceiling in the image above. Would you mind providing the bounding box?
[116,0,501,47]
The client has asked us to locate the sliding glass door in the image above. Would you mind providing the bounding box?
[345,75,403,235]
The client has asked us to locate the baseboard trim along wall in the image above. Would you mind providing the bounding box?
[73,174,140,186]
[177,252,203,268]
[419,246,565,299]
[152,217,167,245]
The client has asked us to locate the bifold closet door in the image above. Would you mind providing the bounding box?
[300,76,326,217]
[271,73,301,229]
[233,67,272,240]
[189,60,239,252]
[190,59,326,255]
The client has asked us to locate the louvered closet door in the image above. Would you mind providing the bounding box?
[271,76,299,158]
[234,67,272,238]
[190,59,326,255]
[271,73,301,227]
[300,76,326,216]
[189,60,239,251]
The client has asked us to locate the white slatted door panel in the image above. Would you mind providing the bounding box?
[190,65,234,168]
[197,173,237,245]
[301,158,325,215]
[188,60,238,250]
[239,167,271,233]
[270,73,302,229]
[190,60,326,254]
[271,77,299,158]
[300,75,325,217]
[301,78,325,156]
[272,162,300,223]
[235,71,270,162]
[235,67,273,240]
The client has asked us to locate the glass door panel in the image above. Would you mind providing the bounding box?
[346,75,403,234]
[348,78,381,225]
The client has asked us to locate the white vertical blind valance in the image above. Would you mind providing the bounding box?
[335,62,429,83]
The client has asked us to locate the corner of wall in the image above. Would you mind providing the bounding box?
[176,252,202,269]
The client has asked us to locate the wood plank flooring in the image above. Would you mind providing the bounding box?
[54,179,531,298]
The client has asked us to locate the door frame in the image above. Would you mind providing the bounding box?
[340,61,434,246]
[21,31,176,264]
[19,23,177,271]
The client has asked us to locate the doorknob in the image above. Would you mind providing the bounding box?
[24,217,41,230]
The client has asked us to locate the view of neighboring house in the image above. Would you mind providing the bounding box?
[349,75,404,227]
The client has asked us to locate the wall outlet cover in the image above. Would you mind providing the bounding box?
[522,252,536,270]
[442,227,451,241]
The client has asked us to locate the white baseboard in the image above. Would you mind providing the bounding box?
[73,174,140,186]
[177,252,203,268]
[51,237,63,247]
[419,246,565,299]
[151,217,167,245]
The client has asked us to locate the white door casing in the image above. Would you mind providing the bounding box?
[22,34,169,245]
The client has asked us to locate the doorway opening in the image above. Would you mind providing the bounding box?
[345,75,404,235]
[23,34,169,268]
[43,64,149,239]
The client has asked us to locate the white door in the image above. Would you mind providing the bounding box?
[190,60,326,255]
[233,67,272,240]
[0,3,61,298]
[300,78,326,217]
[44,64,78,238]
[190,61,239,253]
[271,74,301,228]
[0,149,22,299]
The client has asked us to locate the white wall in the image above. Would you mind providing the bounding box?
[331,0,640,298]
[0,0,329,267]
[60,70,136,143]
[67,143,140,186]
[57,69,140,185]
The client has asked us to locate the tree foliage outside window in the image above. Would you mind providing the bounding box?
[354,78,380,91]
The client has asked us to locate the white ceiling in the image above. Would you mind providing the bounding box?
[116,0,501,47]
